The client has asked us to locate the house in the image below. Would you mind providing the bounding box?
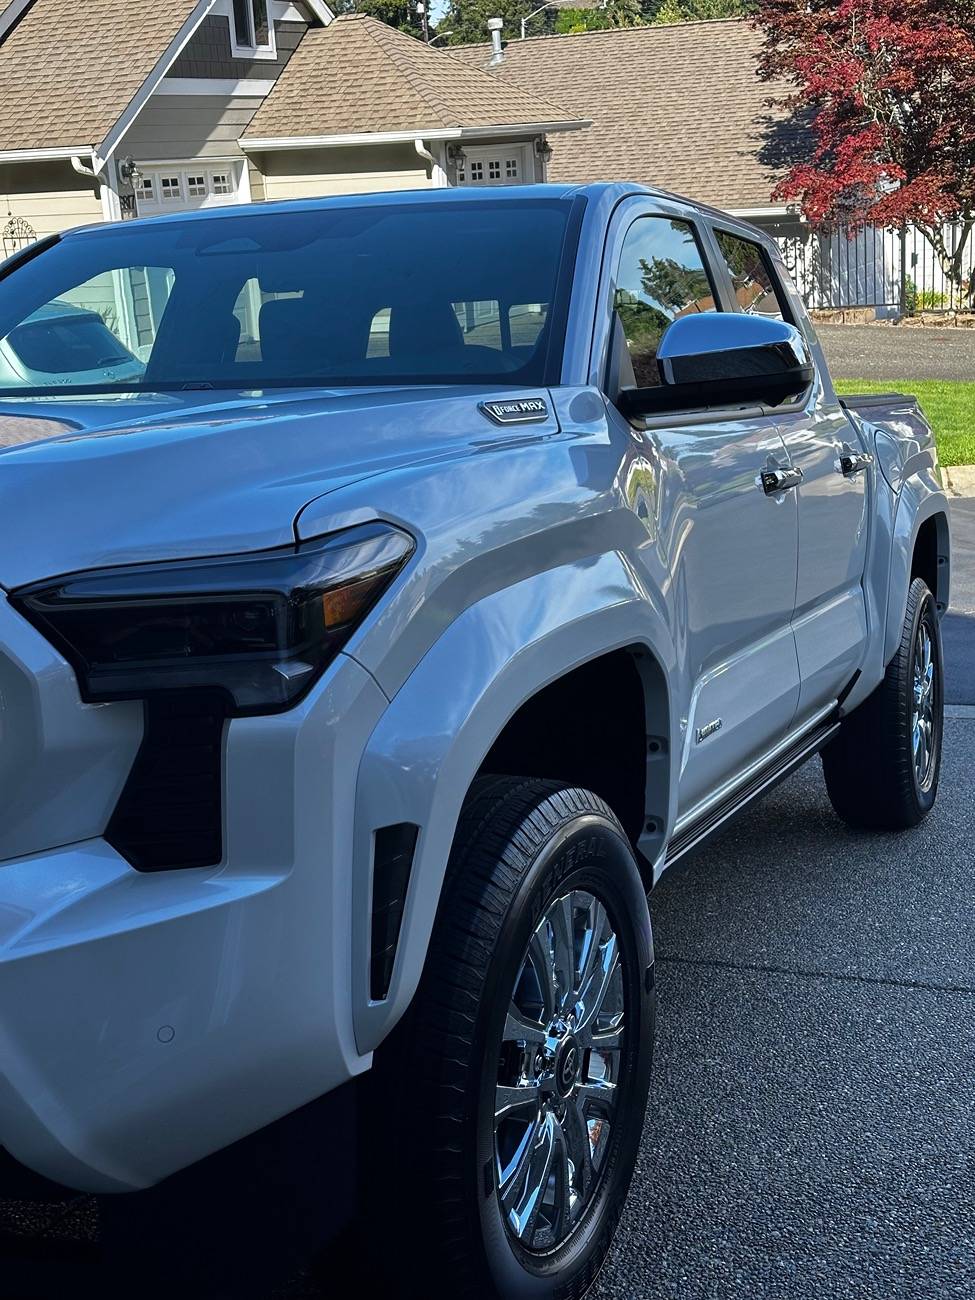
[451,20,796,223]
[0,0,585,256]
[1,7,961,313]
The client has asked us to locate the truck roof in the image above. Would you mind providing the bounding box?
[53,181,740,245]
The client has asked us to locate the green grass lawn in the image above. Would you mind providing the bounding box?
[834,379,975,467]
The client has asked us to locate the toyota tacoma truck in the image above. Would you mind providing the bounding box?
[0,184,950,1298]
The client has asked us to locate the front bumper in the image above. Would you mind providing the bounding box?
[0,622,388,1192]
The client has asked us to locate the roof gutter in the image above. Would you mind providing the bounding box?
[0,145,97,165]
[241,120,589,151]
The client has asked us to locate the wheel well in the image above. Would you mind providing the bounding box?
[478,647,669,884]
[912,513,949,612]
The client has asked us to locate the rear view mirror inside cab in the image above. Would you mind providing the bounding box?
[614,311,815,419]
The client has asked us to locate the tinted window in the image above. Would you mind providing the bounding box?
[614,217,717,387]
[0,200,573,396]
[10,311,130,373]
[714,230,789,320]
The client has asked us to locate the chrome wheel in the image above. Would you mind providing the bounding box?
[494,889,626,1254]
[912,620,938,792]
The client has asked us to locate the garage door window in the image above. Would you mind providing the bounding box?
[134,165,243,215]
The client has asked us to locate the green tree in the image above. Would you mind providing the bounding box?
[441,0,557,45]
[334,0,426,39]
[556,0,645,34]
[651,0,753,22]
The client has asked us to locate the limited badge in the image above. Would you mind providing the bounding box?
[478,398,549,426]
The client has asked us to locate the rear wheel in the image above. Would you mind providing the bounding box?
[367,778,655,1299]
[822,577,943,829]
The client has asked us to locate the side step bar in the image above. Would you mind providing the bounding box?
[665,713,840,868]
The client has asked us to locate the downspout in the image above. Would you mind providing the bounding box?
[70,154,100,182]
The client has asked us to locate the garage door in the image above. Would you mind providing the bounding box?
[134,163,246,216]
[455,145,530,186]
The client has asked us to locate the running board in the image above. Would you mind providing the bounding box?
[665,714,840,868]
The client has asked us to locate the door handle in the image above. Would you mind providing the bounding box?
[839,450,874,477]
[761,466,803,495]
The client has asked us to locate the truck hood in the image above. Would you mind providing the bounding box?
[0,385,559,589]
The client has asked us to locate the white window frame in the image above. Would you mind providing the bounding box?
[229,0,277,60]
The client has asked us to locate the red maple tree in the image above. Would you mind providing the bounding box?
[753,0,975,298]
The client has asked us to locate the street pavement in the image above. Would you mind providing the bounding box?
[818,323,975,382]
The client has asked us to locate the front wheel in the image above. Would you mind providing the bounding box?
[368,778,655,1299]
[822,577,944,829]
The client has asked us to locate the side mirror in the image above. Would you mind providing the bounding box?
[617,312,814,419]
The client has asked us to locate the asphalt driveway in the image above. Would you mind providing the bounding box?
[818,323,975,382]
[594,497,975,1299]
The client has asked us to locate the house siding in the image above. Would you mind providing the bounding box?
[0,162,103,244]
[252,145,429,200]
[166,15,305,80]
[124,94,263,162]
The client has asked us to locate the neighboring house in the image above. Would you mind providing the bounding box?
[0,7,964,313]
[238,14,587,195]
[452,20,796,223]
[453,21,973,315]
[0,0,334,251]
[0,0,585,257]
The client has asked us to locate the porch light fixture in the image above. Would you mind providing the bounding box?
[117,156,143,186]
[534,137,553,162]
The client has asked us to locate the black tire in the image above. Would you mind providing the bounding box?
[366,778,655,1300]
[822,577,944,830]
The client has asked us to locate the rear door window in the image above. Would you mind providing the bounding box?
[713,230,791,320]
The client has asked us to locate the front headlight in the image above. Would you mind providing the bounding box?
[11,523,413,715]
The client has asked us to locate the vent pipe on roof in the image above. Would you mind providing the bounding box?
[487,17,504,65]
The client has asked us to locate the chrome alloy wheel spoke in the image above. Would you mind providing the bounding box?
[494,888,626,1254]
[912,621,938,789]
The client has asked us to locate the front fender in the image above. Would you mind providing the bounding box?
[350,554,675,1055]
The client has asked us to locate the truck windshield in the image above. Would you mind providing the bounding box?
[0,198,577,396]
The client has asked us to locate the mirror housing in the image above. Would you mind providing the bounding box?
[617,312,814,419]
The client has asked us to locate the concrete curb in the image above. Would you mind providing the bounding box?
[945,465,975,498]
[946,704,975,720]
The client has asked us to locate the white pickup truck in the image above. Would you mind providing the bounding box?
[0,184,949,1298]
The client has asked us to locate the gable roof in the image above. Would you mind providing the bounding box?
[242,13,586,144]
[451,20,800,211]
[0,0,205,156]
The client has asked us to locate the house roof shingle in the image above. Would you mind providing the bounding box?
[0,0,200,153]
[242,13,586,142]
[452,20,798,211]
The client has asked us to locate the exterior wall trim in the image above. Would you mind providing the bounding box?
[728,206,793,219]
[155,77,277,96]
[241,121,590,151]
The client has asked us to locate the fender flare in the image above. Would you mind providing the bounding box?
[350,551,676,1055]
[883,468,950,666]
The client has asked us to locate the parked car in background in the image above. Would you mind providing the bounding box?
[0,185,950,1299]
[0,299,144,388]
